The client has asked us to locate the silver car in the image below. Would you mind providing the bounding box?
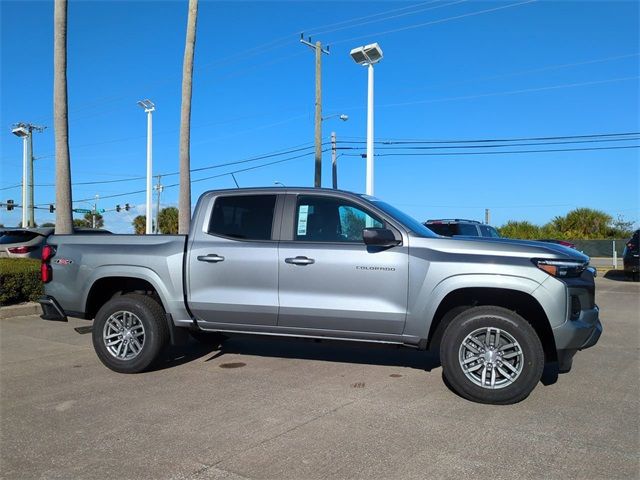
[0,227,111,259]
[0,228,54,259]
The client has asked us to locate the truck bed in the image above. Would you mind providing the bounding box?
[45,234,187,319]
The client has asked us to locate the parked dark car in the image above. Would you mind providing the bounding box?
[0,227,112,259]
[537,239,577,249]
[623,229,639,281]
[424,219,500,238]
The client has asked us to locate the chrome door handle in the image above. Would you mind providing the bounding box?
[197,254,225,263]
[285,256,315,266]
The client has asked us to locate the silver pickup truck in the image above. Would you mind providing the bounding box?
[38,187,602,404]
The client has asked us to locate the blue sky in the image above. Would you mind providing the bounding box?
[1,0,638,233]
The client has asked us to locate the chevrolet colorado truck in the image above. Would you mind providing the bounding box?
[38,188,602,404]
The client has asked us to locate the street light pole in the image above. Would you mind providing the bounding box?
[321,114,348,190]
[366,64,374,196]
[138,100,155,234]
[349,43,383,196]
[21,134,28,227]
[12,123,44,227]
[28,132,35,227]
[146,108,153,234]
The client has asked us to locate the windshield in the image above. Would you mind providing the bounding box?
[370,200,437,237]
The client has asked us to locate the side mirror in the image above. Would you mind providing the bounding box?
[363,228,401,247]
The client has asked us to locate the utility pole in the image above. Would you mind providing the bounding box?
[300,34,329,188]
[331,131,338,189]
[485,208,490,225]
[11,123,45,228]
[154,174,163,234]
[93,194,99,229]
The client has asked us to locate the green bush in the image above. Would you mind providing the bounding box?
[0,258,43,306]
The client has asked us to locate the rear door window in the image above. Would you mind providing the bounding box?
[208,195,277,241]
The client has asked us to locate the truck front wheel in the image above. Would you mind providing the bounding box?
[440,306,544,405]
[92,294,169,373]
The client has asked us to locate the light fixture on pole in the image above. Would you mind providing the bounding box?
[11,125,29,227]
[321,113,349,190]
[350,42,383,196]
[137,99,155,234]
[322,113,349,122]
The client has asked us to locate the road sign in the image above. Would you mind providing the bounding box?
[98,209,106,213]
[73,208,92,213]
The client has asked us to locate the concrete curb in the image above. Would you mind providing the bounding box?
[0,302,41,320]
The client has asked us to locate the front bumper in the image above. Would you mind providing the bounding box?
[553,304,602,351]
[553,304,602,371]
[37,296,68,322]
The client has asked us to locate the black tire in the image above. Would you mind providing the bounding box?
[189,329,227,346]
[632,272,639,282]
[440,306,544,405]
[92,294,169,373]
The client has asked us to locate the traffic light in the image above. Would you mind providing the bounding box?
[49,204,55,213]
[6,200,14,211]
[116,204,121,213]
[125,203,130,211]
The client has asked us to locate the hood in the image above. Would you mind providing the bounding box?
[411,235,590,263]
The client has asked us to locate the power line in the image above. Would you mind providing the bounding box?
[376,76,640,108]
[332,0,538,45]
[341,144,640,157]
[338,137,640,150]
[337,131,640,144]
[189,149,327,185]
[3,133,636,191]
[305,1,437,35]
[393,52,640,96]
[74,151,319,203]
[310,0,468,36]
[33,149,320,205]
[17,143,318,189]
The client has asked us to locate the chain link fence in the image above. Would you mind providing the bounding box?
[570,239,628,257]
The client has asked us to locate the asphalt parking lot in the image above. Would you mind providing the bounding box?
[1,275,638,480]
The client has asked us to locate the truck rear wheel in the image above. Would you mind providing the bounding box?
[440,306,544,405]
[92,294,168,373]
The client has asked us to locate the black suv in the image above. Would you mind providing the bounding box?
[424,219,500,238]
[623,229,639,281]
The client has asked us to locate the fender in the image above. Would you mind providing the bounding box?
[405,272,546,339]
[81,265,189,322]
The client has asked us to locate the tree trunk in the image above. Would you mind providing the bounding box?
[53,0,73,234]
[178,0,198,234]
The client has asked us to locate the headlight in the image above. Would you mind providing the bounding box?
[532,259,587,278]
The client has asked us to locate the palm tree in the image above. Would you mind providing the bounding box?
[158,207,179,234]
[178,0,198,234]
[53,0,73,234]
[132,215,147,235]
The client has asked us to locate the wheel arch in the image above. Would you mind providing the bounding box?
[82,267,171,319]
[426,286,557,364]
